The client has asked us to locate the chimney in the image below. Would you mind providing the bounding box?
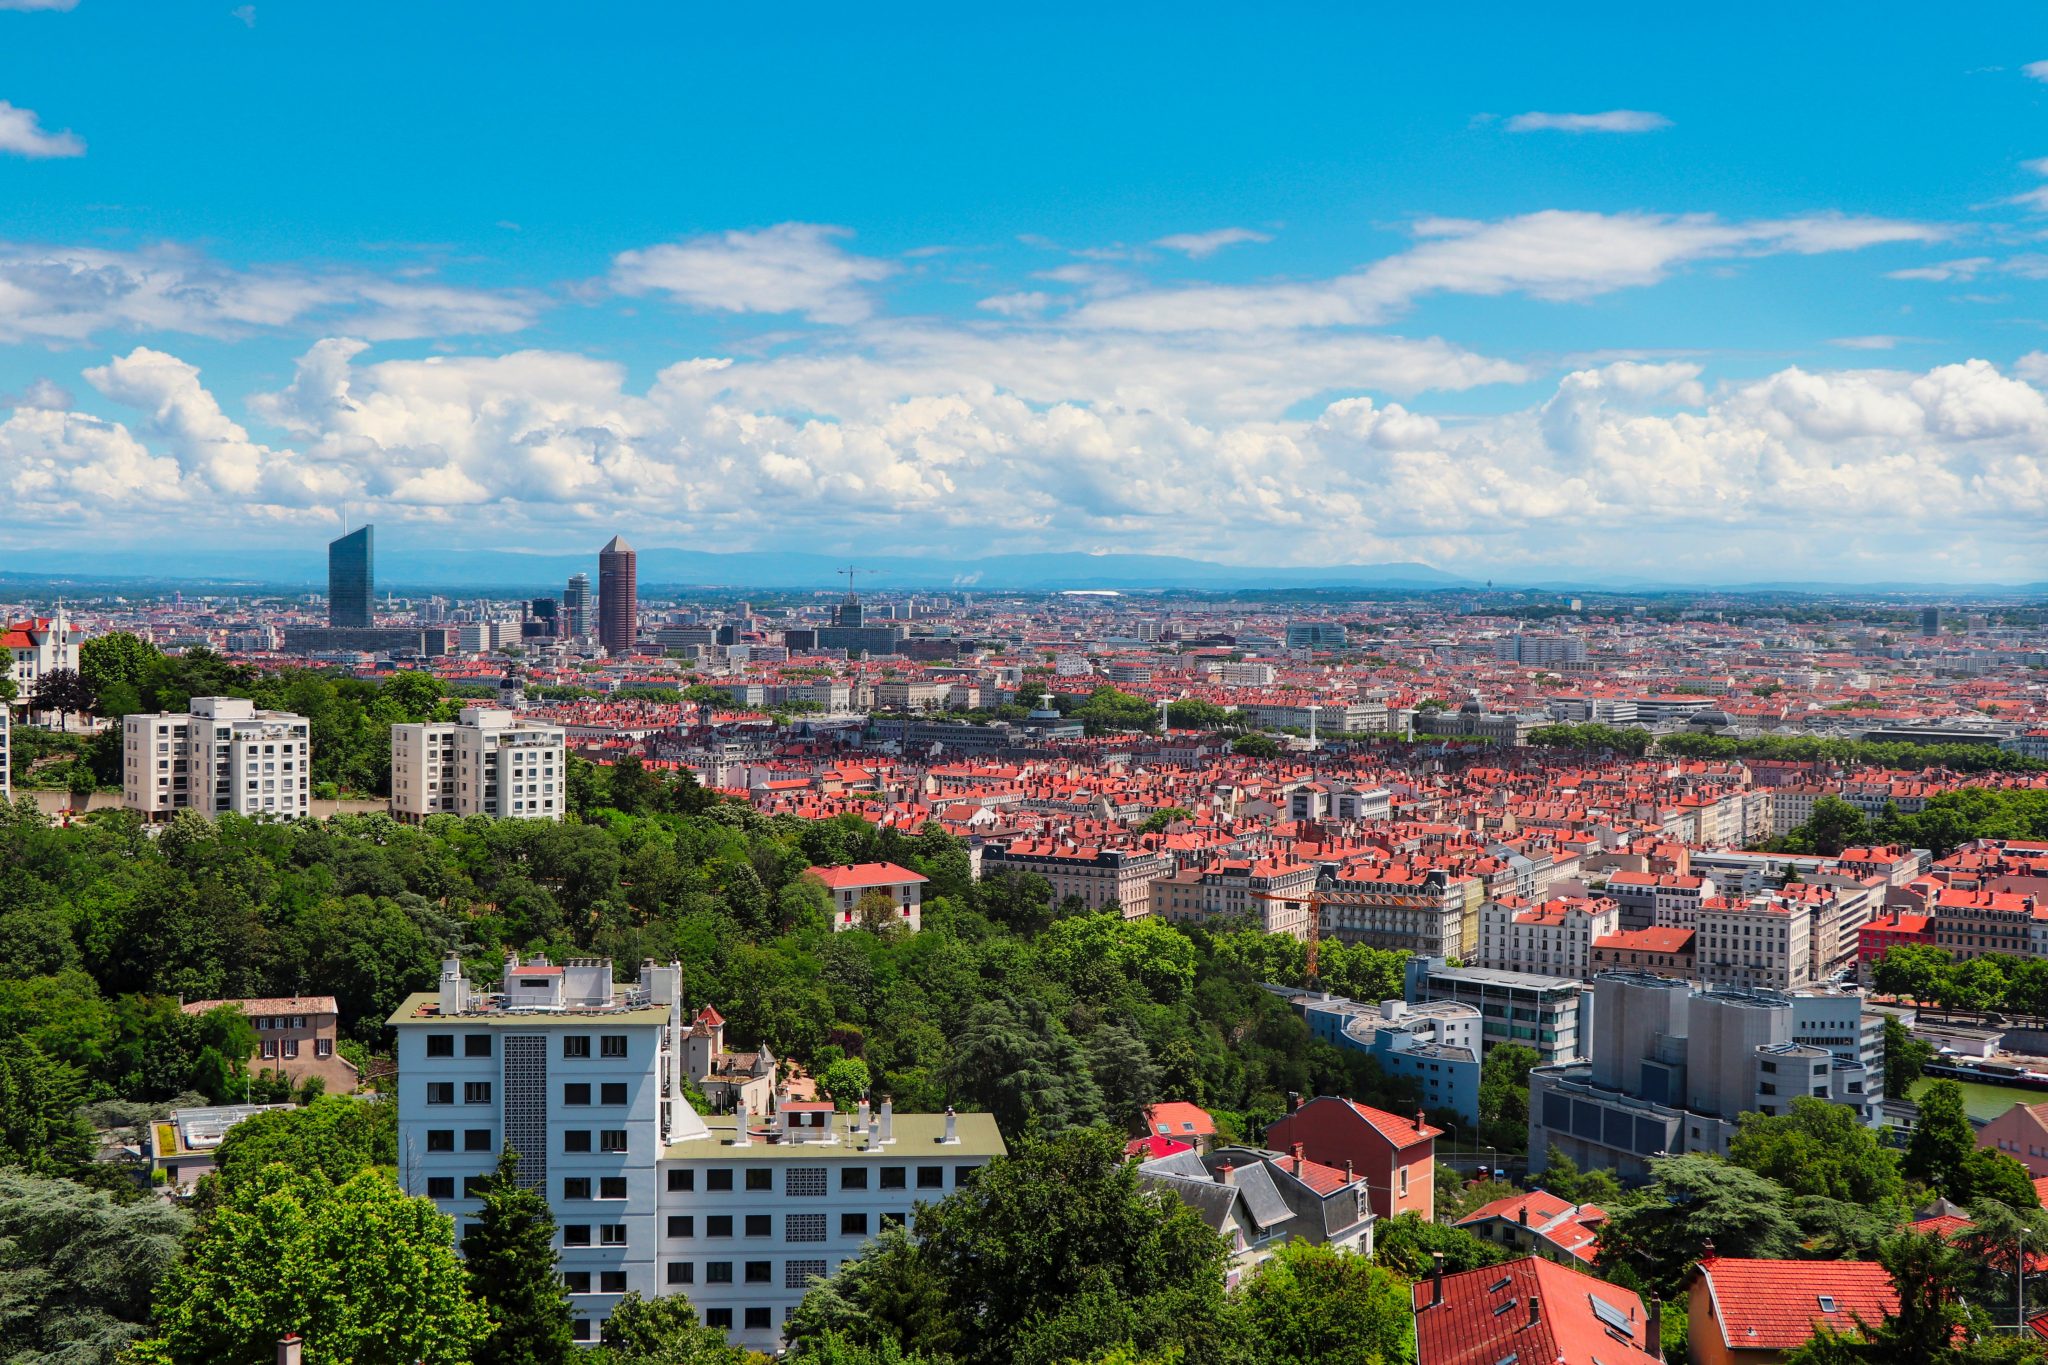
[1518,1203,1529,1226]
[857,1096,871,1135]
[1289,1092,1303,1113]
[1344,1160,1355,1184]
[880,1095,894,1143]
[943,1107,958,1145]
[1647,1300,1664,1363]
[1527,1292,1541,1327]
[1430,1252,1445,1307]
[734,1097,750,1147]
[277,1335,303,1365]
[1219,1161,1234,1185]
[1292,1141,1305,1169]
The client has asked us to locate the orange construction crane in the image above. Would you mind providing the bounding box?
[1253,885,1419,986]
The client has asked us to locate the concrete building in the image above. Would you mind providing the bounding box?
[979,839,1174,918]
[1529,973,1882,1183]
[123,697,311,820]
[1293,993,1482,1122]
[1476,895,1620,979]
[1490,633,1588,668]
[564,572,593,641]
[0,708,8,803]
[1589,926,1696,979]
[807,862,928,933]
[328,525,374,628]
[599,536,638,657]
[1695,894,1815,992]
[392,955,1001,1351]
[1321,864,1476,958]
[390,706,567,823]
[1404,957,1587,1066]
[1150,858,1317,938]
[1286,781,1392,824]
[1284,622,1348,650]
[150,1103,297,1194]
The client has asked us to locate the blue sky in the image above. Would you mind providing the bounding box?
[3,2,2047,582]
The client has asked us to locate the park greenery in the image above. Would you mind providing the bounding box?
[1772,790,2048,858]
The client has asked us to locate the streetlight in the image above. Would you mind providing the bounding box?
[1487,1146,1498,1182]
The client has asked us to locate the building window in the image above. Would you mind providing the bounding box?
[707,1216,733,1238]
[565,1131,592,1153]
[564,1083,591,1106]
[785,1214,826,1242]
[669,1170,695,1193]
[564,1271,591,1294]
[564,1225,591,1247]
[842,1167,869,1190]
[572,1319,591,1342]
[563,1036,591,1059]
[600,1225,626,1246]
[786,1258,827,1290]
[955,1166,980,1187]
[600,1130,628,1153]
[427,1130,454,1152]
[745,1214,771,1237]
[464,1130,492,1152]
[881,1211,906,1230]
[462,1175,488,1198]
[427,1177,454,1199]
[917,1167,944,1189]
[465,1035,493,1058]
[600,1176,627,1200]
[745,1169,773,1192]
[744,1261,771,1284]
[426,1082,454,1105]
[705,1308,732,1329]
[786,1168,827,1197]
[600,1036,628,1058]
[667,1262,693,1285]
[601,1082,628,1106]
[464,1082,493,1105]
[668,1216,694,1238]
[426,1035,454,1058]
[563,1177,592,1200]
[745,1307,772,1330]
[706,1262,732,1284]
[600,1271,627,1293]
[707,1170,733,1192]
[879,1166,906,1190]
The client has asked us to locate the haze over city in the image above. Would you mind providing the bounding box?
[2,5,2046,584]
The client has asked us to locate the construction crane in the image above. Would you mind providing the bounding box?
[1252,885,1419,986]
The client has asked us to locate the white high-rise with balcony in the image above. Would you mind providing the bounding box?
[122,697,311,820]
[390,706,566,823]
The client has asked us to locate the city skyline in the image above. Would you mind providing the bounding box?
[1,5,2046,583]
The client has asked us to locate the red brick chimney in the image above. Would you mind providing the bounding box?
[1528,1292,1541,1327]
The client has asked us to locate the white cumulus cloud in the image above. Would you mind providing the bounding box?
[1152,228,1274,258]
[0,100,82,158]
[609,223,895,324]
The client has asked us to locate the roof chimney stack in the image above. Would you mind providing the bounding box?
[1430,1252,1444,1307]
[734,1097,750,1147]
[1527,1292,1541,1327]
[277,1335,303,1365]
[1647,1299,1664,1362]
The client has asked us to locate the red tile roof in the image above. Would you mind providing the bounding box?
[808,862,929,889]
[1414,1255,1656,1365]
[1144,1101,1217,1139]
[1695,1257,1898,1353]
[1344,1098,1442,1148]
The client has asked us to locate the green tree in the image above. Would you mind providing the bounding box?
[592,1291,748,1364]
[943,997,1104,1135]
[465,1149,573,1365]
[1782,1232,2038,1365]
[0,1168,190,1363]
[1535,1144,1622,1207]
[1477,1043,1538,1150]
[1234,1239,1414,1365]
[1783,796,1873,857]
[1729,1097,1906,1206]
[135,1165,488,1365]
[211,1095,396,1193]
[1906,1081,1992,1203]
[1884,1014,1937,1096]
[1232,734,1280,759]
[820,1058,874,1112]
[0,1037,93,1175]
[1372,1211,1506,1276]
[1137,807,1196,835]
[1597,1155,1804,1299]
[32,669,96,730]
[1084,1023,1162,1131]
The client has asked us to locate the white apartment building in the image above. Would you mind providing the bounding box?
[390,706,566,823]
[392,956,1001,1352]
[1695,894,1815,993]
[1476,896,1620,979]
[123,697,311,820]
[3,610,82,697]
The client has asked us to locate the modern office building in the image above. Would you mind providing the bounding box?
[1528,973,1882,1182]
[1920,606,1943,637]
[328,526,374,628]
[598,537,638,656]
[391,956,1002,1351]
[1288,991,1482,1123]
[564,573,593,640]
[390,706,567,823]
[525,598,561,639]
[122,697,312,820]
[1404,957,1587,1066]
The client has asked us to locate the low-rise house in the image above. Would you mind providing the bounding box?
[1139,1101,1217,1153]
[809,862,928,932]
[1414,1255,1659,1365]
[1452,1188,1606,1264]
[1977,1099,2048,1179]
[1688,1256,1898,1365]
[149,1103,296,1193]
[1590,925,1697,979]
[1264,1095,1438,1222]
[180,995,357,1093]
[1137,1142,1375,1287]
[679,1005,776,1114]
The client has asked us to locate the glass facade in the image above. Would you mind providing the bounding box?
[328,526,374,628]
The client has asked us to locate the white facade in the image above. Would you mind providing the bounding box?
[391,706,566,822]
[392,956,1001,1352]
[123,697,311,820]
[1695,895,1815,992]
[3,610,81,697]
[1477,896,1620,979]
[0,708,9,803]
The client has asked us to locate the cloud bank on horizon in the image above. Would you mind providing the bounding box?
[1,5,2045,584]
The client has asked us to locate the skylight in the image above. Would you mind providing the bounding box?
[1589,1295,1633,1334]
[1817,1295,1839,1313]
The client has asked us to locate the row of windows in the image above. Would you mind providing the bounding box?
[422,1127,627,1153]
[423,1033,629,1059]
[666,1211,899,1239]
[665,1164,962,1193]
[664,1257,841,1289]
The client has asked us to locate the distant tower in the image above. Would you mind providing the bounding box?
[598,536,638,657]
[1920,606,1942,638]
[328,525,374,628]
[563,572,592,639]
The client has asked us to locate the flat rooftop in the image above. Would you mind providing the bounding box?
[385,991,675,1028]
[664,1111,1006,1162]
[1419,964,1584,991]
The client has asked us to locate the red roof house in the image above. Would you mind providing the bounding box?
[1689,1257,1898,1364]
[1414,1255,1658,1365]
[1264,1095,1439,1221]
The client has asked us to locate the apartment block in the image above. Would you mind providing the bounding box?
[122,697,311,820]
[1403,957,1586,1066]
[390,706,566,822]
[1694,894,1815,992]
[1476,895,1619,979]
[391,955,1003,1352]
[1150,858,1318,938]
[979,839,1174,918]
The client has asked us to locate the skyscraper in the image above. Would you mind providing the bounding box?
[328,525,373,628]
[1920,606,1942,637]
[597,536,637,656]
[563,572,591,639]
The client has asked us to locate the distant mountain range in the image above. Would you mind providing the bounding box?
[0,546,2040,596]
